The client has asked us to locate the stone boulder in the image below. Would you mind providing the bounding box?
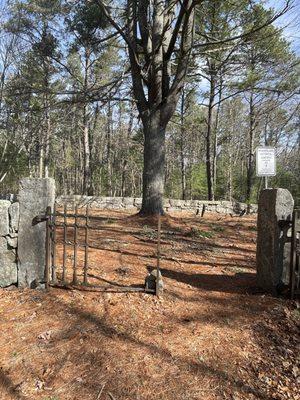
[0,200,10,236]
[9,202,19,233]
[18,178,55,288]
[256,188,294,294]
[0,248,17,287]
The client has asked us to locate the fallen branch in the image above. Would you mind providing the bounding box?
[96,383,106,399]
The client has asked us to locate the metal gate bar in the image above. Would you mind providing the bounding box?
[46,204,92,287]
[62,203,67,282]
[45,206,51,290]
[290,209,300,299]
[72,204,78,285]
[84,205,89,285]
[52,202,57,284]
[45,204,155,293]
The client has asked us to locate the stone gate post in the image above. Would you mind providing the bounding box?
[0,200,18,287]
[256,188,294,294]
[18,178,55,288]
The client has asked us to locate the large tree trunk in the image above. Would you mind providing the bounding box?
[125,0,195,215]
[140,114,165,215]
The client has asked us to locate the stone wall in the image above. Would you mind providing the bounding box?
[0,194,18,202]
[0,179,55,289]
[0,200,19,287]
[56,195,258,214]
[0,188,257,289]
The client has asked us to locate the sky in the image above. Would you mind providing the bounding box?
[267,0,300,54]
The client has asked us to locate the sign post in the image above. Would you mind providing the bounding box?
[256,147,276,188]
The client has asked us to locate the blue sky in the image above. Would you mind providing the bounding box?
[267,0,300,53]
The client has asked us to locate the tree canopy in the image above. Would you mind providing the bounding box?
[0,0,299,207]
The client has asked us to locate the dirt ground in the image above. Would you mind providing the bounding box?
[0,210,299,400]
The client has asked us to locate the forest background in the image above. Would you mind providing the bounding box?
[0,0,299,207]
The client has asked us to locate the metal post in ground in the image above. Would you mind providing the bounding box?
[156,213,164,296]
[45,206,52,290]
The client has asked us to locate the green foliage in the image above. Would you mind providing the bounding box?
[236,3,294,92]
[165,167,183,199]
[7,0,62,34]
[186,227,214,239]
[211,225,225,233]
[66,1,109,49]
[0,0,299,205]
[0,143,29,194]
[142,225,157,240]
[273,162,300,206]
[191,164,208,200]
[32,30,58,58]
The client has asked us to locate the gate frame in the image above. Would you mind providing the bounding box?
[290,208,300,299]
[44,204,161,295]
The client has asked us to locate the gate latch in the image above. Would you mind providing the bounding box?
[32,214,51,226]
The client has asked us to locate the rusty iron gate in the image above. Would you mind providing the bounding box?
[290,208,300,299]
[43,204,161,294]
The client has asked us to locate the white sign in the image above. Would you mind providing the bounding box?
[256,147,276,177]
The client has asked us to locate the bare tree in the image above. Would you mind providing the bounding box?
[95,0,292,214]
[95,0,196,214]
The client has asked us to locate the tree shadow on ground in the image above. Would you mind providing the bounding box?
[163,290,271,326]
[161,268,258,294]
[0,287,275,400]
[75,242,255,271]
[0,370,27,400]
[46,294,274,400]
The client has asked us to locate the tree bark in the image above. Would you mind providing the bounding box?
[83,103,92,195]
[42,53,51,179]
[106,101,113,196]
[121,106,133,196]
[206,72,215,201]
[227,151,233,202]
[246,91,255,213]
[82,49,93,195]
[180,90,187,200]
[44,103,51,178]
[39,136,44,178]
[125,0,195,215]
[212,77,223,198]
[140,114,166,215]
